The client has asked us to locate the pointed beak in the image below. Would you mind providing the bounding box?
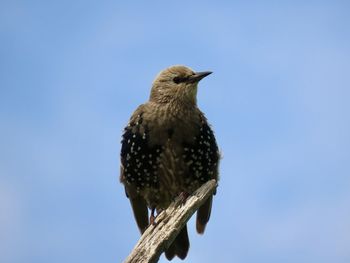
[189,71,212,83]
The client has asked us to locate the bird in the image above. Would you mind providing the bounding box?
[120,65,220,260]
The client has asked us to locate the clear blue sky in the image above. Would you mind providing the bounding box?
[1,1,349,263]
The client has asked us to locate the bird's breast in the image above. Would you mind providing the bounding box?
[143,104,201,147]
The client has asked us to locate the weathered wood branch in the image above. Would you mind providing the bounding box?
[123,179,217,263]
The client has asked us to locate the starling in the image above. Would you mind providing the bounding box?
[120,65,220,260]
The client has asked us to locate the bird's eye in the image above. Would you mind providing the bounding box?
[173,76,188,84]
[173,77,181,84]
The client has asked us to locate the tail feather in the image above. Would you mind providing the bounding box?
[164,241,176,260]
[165,224,189,260]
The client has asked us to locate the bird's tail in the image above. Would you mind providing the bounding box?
[165,224,189,260]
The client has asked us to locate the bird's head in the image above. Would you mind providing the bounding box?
[149,65,212,106]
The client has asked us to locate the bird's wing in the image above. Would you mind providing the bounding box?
[120,122,150,233]
[120,106,162,233]
[196,195,213,234]
[123,183,149,234]
[194,117,220,234]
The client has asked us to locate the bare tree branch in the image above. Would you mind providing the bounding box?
[123,179,217,263]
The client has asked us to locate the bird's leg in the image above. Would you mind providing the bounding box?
[150,207,156,226]
[149,207,165,226]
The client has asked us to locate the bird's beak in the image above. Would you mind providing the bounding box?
[188,71,212,83]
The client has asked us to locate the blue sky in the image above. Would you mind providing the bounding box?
[1,1,350,263]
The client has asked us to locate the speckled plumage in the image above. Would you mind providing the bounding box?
[120,65,220,260]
